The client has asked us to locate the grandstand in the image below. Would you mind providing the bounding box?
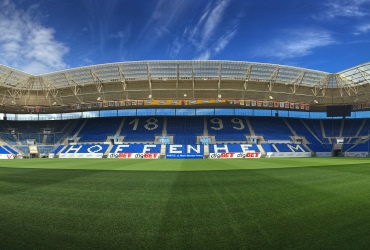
[0,60,370,159]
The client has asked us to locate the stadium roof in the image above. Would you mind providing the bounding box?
[0,60,370,113]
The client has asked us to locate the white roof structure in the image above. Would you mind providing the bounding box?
[0,60,369,113]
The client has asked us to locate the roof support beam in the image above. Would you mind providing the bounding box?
[176,63,179,99]
[0,71,13,84]
[1,77,33,106]
[65,73,83,103]
[39,77,62,106]
[118,66,129,100]
[290,72,305,94]
[192,64,195,99]
[335,75,358,97]
[242,65,252,99]
[90,70,104,101]
[269,67,280,83]
[218,64,222,98]
[357,68,370,85]
[147,64,152,99]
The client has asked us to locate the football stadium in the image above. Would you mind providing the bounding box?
[1,60,370,249]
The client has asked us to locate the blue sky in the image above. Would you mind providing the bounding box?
[0,0,369,75]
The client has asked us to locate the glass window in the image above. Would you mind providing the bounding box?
[100,110,117,117]
[156,109,175,116]
[215,108,234,116]
[253,109,272,117]
[118,109,137,116]
[289,111,309,118]
[309,112,327,119]
[81,111,99,118]
[176,109,195,116]
[277,110,289,117]
[352,111,370,118]
[14,114,37,121]
[137,109,156,116]
[196,109,214,116]
[235,109,254,116]
[62,112,83,120]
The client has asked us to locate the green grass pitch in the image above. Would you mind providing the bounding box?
[0,158,370,249]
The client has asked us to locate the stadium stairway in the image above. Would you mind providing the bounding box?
[115,118,126,137]
[283,118,298,137]
[203,117,208,136]
[272,144,280,152]
[15,135,22,146]
[339,119,345,137]
[160,144,166,157]
[356,120,367,137]
[203,144,209,158]
[72,119,88,142]
[104,144,114,157]
[320,120,327,139]
[56,145,69,157]
[301,120,324,144]
[42,135,47,144]
[256,145,266,155]
[244,117,256,136]
[162,117,167,136]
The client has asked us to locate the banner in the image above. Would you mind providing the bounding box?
[344,152,368,157]
[0,154,16,159]
[59,153,104,158]
[142,99,226,106]
[209,152,261,158]
[165,144,204,159]
[266,152,311,158]
[108,153,160,159]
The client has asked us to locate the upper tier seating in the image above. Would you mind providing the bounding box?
[342,119,363,136]
[120,117,163,142]
[167,117,203,144]
[322,119,342,137]
[344,142,369,152]
[357,119,370,136]
[287,119,331,152]
[303,119,329,144]
[78,117,122,142]
[207,117,250,141]
[249,117,292,140]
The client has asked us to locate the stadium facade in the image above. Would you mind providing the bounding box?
[0,60,370,159]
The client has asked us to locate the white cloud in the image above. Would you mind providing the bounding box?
[169,37,183,58]
[186,0,243,60]
[214,29,236,53]
[0,0,69,75]
[255,29,336,60]
[356,23,370,34]
[316,0,369,19]
[189,0,231,51]
[195,50,211,60]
